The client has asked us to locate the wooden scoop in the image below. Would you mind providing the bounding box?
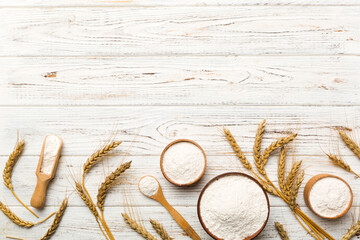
[31,135,63,209]
[139,176,201,240]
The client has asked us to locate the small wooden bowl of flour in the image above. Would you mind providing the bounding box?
[197,172,270,240]
[160,139,206,186]
[304,174,353,219]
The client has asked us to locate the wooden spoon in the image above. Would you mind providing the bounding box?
[139,175,201,240]
[31,135,63,209]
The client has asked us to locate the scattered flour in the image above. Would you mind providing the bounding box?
[309,177,351,218]
[162,141,205,185]
[139,176,159,197]
[199,175,269,240]
[40,135,62,175]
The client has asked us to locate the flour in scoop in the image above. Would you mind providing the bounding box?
[200,175,269,240]
[40,135,62,175]
[162,141,205,185]
[139,176,159,197]
[309,177,351,218]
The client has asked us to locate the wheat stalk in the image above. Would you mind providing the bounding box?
[150,219,173,240]
[83,141,122,174]
[261,134,297,166]
[289,170,304,210]
[275,222,290,240]
[342,220,360,240]
[97,161,132,212]
[339,131,360,160]
[253,119,266,169]
[122,213,158,240]
[40,198,68,240]
[223,128,252,170]
[278,147,288,198]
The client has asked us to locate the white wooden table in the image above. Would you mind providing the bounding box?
[0,0,359,239]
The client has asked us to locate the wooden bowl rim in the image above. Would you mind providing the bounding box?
[303,173,353,219]
[197,172,270,240]
[160,139,207,187]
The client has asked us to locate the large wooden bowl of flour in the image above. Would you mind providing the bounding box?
[197,172,270,240]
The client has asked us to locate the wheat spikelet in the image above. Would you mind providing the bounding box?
[0,201,34,228]
[275,222,290,240]
[253,119,266,169]
[223,128,252,170]
[83,141,122,174]
[3,139,25,190]
[289,170,304,210]
[339,131,360,160]
[97,161,132,212]
[278,147,288,198]
[342,220,360,240]
[150,219,173,240]
[40,198,68,240]
[122,213,157,240]
[75,182,98,218]
[285,161,302,194]
[261,134,297,166]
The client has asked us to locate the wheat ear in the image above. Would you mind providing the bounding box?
[97,161,132,212]
[259,179,280,197]
[261,134,297,166]
[275,222,290,240]
[253,119,266,169]
[0,201,34,228]
[40,198,68,240]
[289,170,304,210]
[122,213,158,240]
[75,182,98,217]
[150,219,173,240]
[285,161,302,194]
[278,147,288,198]
[223,128,252,170]
[83,141,122,174]
[326,154,360,177]
[339,131,360,160]
[342,220,360,240]
[2,139,38,218]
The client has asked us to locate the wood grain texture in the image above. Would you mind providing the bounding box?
[1,56,360,106]
[0,6,359,56]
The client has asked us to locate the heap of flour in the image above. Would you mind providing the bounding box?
[162,141,205,185]
[199,175,269,240]
[40,135,62,175]
[309,177,352,218]
[139,176,159,197]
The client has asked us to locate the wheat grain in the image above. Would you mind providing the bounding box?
[285,161,302,194]
[342,220,360,240]
[289,170,304,210]
[278,147,288,198]
[75,182,98,218]
[253,119,266,169]
[40,198,68,240]
[275,222,290,240]
[0,201,34,228]
[261,134,297,166]
[97,161,132,212]
[223,128,252,170]
[339,131,360,160]
[122,213,158,240]
[83,141,122,174]
[3,139,24,190]
[150,219,173,240]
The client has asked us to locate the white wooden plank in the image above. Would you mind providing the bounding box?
[0,6,358,56]
[1,56,359,106]
[0,0,359,7]
[1,106,359,156]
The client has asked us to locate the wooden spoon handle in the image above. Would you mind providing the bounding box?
[30,178,49,209]
[161,199,201,240]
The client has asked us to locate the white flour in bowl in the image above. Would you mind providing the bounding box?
[162,141,205,185]
[199,175,269,240]
[139,176,159,197]
[309,177,351,218]
[40,135,62,175]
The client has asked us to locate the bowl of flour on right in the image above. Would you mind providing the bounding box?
[304,174,353,219]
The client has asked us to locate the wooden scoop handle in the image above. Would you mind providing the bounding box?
[160,198,201,240]
[30,177,49,209]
